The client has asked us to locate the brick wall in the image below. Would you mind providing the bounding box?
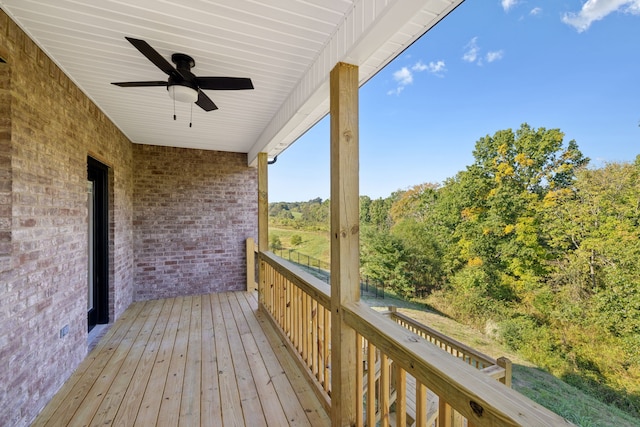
[0,59,10,273]
[0,11,134,426]
[0,10,259,426]
[133,144,257,300]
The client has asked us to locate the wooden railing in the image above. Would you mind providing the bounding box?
[258,250,332,411]
[344,302,573,427]
[251,244,573,426]
[385,307,512,387]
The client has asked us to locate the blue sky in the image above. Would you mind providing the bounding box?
[269,0,640,202]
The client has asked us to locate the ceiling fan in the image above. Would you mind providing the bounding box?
[111,37,253,113]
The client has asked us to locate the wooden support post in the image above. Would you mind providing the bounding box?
[246,238,255,291]
[497,356,513,388]
[258,152,268,306]
[330,61,360,427]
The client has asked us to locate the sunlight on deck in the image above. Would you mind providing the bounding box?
[32,292,329,426]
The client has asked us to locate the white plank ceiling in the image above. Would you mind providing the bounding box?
[0,0,463,164]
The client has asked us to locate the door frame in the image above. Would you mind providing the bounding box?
[87,157,109,331]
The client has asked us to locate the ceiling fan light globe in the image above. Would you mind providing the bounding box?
[168,85,198,103]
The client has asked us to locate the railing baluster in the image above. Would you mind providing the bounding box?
[302,291,308,365]
[395,364,406,427]
[312,298,318,378]
[318,305,325,387]
[288,283,293,345]
[293,285,299,351]
[324,308,330,393]
[380,353,389,427]
[356,333,364,427]
[416,380,427,426]
[275,270,280,324]
[307,293,313,370]
[438,398,452,427]
[278,273,284,327]
[366,340,376,427]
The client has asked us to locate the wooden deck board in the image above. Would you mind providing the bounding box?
[136,296,183,426]
[33,301,146,427]
[236,292,316,427]
[158,295,192,426]
[212,293,245,427]
[228,292,290,427]
[246,292,331,426]
[200,294,223,426]
[91,298,165,425]
[180,294,202,426]
[32,292,329,426]
[112,298,175,426]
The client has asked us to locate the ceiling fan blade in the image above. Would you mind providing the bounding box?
[196,90,218,111]
[111,81,167,87]
[125,37,183,78]
[195,77,254,90]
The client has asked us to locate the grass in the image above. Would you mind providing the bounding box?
[269,226,330,262]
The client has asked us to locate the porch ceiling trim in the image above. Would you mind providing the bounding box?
[0,0,463,165]
[248,0,462,166]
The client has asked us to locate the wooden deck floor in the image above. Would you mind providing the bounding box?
[32,292,330,427]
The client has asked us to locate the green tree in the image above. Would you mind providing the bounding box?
[544,161,640,366]
[359,195,372,224]
[450,124,588,304]
[269,234,283,251]
[392,219,444,295]
[300,198,329,229]
[360,228,413,298]
[388,184,444,294]
[367,195,396,230]
[290,234,303,246]
[390,183,439,223]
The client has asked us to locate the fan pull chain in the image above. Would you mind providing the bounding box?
[189,103,193,128]
[173,96,176,121]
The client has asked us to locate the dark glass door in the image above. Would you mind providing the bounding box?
[87,157,109,331]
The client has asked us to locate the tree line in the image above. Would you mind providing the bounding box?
[270,123,640,416]
[360,123,639,416]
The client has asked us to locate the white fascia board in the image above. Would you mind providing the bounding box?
[247,0,463,166]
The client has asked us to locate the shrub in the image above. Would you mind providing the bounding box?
[269,235,282,251]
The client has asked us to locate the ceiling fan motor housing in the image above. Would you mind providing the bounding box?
[172,53,195,70]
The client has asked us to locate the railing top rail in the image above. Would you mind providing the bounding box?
[389,309,498,367]
[259,250,331,309]
[343,301,574,427]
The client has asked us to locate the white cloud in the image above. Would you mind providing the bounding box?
[562,0,640,32]
[413,60,447,76]
[387,60,446,95]
[530,7,543,16]
[387,67,412,96]
[427,60,447,75]
[463,38,504,66]
[387,86,405,96]
[486,50,504,63]
[462,37,480,63]
[393,67,413,85]
[501,0,518,11]
[411,61,428,72]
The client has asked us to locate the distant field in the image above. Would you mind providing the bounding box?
[269,227,330,262]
